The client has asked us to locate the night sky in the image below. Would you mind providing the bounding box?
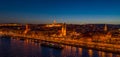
[0,0,120,24]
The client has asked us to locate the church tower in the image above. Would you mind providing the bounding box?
[53,20,56,24]
[62,23,66,36]
[104,24,107,32]
[24,24,30,34]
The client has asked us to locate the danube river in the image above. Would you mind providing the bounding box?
[0,38,120,57]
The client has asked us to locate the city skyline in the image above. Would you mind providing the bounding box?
[0,0,120,24]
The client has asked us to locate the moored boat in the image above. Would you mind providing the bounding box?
[41,42,64,49]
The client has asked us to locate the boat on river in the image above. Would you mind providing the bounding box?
[41,42,64,49]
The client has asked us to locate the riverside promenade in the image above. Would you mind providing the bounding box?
[0,31,120,54]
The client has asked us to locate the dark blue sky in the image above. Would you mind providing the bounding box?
[0,0,120,24]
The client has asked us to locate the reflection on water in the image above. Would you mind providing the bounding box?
[108,53,113,57]
[102,52,105,57]
[79,48,82,57]
[0,38,120,57]
[88,49,93,57]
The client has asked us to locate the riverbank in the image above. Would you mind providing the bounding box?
[0,33,120,54]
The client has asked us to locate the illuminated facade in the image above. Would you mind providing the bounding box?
[46,20,66,36]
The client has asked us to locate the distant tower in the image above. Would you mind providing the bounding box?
[24,24,30,34]
[26,24,29,30]
[62,23,66,36]
[104,24,107,32]
[53,20,56,24]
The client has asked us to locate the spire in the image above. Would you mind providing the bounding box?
[104,24,107,31]
[24,24,30,34]
[53,20,56,24]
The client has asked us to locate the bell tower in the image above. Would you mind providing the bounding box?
[62,23,66,36]
[104,24,107,32]
[24,24,30,34]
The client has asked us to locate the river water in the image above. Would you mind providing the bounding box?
[0,38,120,57]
